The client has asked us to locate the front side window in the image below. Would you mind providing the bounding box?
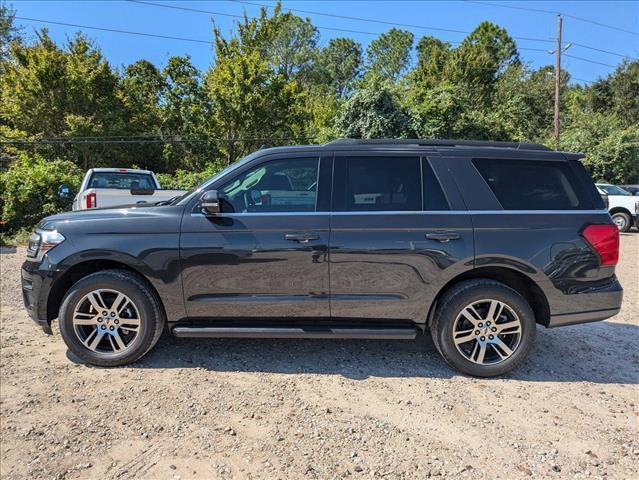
[473,158,593,210]
[218,158,319,213]
[336,156,422,212]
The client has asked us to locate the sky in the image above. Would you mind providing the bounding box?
[8,0,639,84]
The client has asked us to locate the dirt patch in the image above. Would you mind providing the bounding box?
[1,235,638,479]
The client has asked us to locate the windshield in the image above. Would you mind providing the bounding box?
[170,152,262,206]
[599,184,631,196]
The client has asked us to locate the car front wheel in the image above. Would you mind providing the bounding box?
[58,270,164,367]
[430,279,536,377]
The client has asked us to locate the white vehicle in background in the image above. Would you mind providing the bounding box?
[596,183,639,232]
[60,168,186,211]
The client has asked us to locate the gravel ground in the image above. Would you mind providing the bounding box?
[1,234,638,480]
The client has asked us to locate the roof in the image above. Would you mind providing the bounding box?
[90,168,153,174]
[255,138,584,160]
[325,138,553,151]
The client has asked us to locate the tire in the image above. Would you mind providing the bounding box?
[611,212,631,232]
[58,269,165,367]
[430,279,536,377]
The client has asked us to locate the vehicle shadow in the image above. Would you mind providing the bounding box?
[68,320,639,385]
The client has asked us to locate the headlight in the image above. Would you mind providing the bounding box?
[26,229,65,260]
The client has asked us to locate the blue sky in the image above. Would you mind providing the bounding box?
[9,1,639,84]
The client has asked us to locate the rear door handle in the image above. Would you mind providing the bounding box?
[285,233,320,243]
[425,232,460,242]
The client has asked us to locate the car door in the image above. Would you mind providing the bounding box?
[180,154,331,321]
[329,152,474,323]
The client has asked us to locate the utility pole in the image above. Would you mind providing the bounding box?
[554,14,562,150]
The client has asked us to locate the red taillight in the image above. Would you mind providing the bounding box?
[86,192,97,209]
[582,224,619,266]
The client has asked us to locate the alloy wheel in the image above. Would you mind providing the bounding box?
[452,299,522,365]
[72,289,141,355]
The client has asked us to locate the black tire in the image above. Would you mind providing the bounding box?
[58,269,165,367]
[611,212,631,233]
[430,279,536,377]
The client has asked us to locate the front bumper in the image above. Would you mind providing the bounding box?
[21,259,54,334]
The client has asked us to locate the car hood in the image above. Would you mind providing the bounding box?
[39,204,185,234]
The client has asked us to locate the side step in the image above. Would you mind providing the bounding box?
[172,326,418,340]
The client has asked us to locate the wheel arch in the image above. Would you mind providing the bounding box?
[427,266,551,327]
[47,258,165,323]
[609,206,633,217]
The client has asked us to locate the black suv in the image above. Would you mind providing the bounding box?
[22,139,623,377]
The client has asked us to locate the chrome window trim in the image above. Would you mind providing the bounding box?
[191,209,609,217]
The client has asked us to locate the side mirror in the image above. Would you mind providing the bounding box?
[201,190,221,215]
[58,184,73,199]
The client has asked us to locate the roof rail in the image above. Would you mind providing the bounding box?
[325,138,553,151]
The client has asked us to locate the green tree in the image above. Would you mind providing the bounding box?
[586,60,639,128]
[312,38,362,98]
[365,28,414,82]
[205,10,305,165]
[0,30,124,168]
[0,2,21,65]
[336,83,416,138]
[160,55,214,171]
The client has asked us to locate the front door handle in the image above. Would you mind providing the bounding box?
[285,233,320,243]
[425,232,460,242]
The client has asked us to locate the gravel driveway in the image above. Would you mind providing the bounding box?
[1,234,638,479]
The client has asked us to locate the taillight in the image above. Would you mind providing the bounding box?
[582,224,619,266]
[86,192,97,209]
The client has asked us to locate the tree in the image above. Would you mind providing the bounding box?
[0,2,21,64]
[314,38,362,98]
[365,28,414,82]
[0,30,124,168]
[161,55,214,170]
[586,60,639,128]
[205,12,304,165]
[335,83,416,138]
[562,112,639,184]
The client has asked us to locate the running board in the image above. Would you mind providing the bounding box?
[172,326,418,340]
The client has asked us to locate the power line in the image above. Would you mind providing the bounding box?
[564,54,618,68]
[15,16,214,45]
[229,0,557,44]
[468,0,639,37]
[1,135,319,145]
[130,0,551,53]
[570,42,637,61]
[232,0,636,60]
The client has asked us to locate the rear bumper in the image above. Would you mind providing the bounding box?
[548,307,621,327]
[547,279,623,328]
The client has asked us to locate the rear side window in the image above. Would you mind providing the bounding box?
[336,157,422,211]
[89,172,155,189]
[472,159,594,210]
[423,160,450,211]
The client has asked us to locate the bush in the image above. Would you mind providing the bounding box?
[1,153,83,233]
[156,161,225,190]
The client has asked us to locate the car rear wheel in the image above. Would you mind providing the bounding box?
[611,212,631,232]
[59,270,164,366]
[430,279,536,377]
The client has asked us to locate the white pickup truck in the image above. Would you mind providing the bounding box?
[596,183,639,232]
[63,168,186,211]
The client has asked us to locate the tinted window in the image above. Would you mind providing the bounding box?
[337,157,422,212]
[473,159,593,210]
[219,158,318,213]
[422,160,450,211]
[598,184,631,196]
[89,172,155,189]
